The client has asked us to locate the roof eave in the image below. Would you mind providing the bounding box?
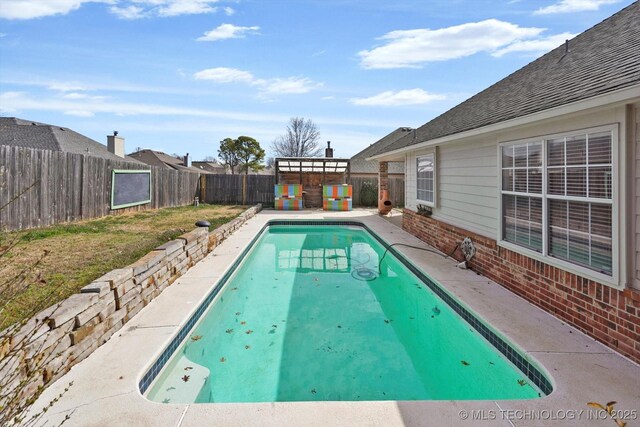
[368,83,640,161]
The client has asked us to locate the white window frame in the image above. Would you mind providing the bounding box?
[497,124,619,288]
[416,152,436,207]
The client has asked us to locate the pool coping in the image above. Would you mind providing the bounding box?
[140,219,552,399]
[29,210,640,427]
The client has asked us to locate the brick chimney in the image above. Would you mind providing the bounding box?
[325,141,333,158]
[107,131,125,158]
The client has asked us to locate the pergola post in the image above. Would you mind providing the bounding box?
[378,161,389,200]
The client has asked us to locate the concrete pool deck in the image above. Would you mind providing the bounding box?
[30,209,640,427]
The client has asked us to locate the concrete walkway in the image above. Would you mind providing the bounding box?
[30,209,640,427]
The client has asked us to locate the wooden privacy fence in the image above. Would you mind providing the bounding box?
[0,146,200,231]
[201,174,405,209]
[202,174,275,206]
[350,176,405,208]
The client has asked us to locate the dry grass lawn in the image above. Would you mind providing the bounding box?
[0,204,245,330]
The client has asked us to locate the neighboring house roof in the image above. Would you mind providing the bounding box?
[252,165,275,175]
[192,161,229,174]
[128,149,204,173]
[372,2,640,157]
[0,117,142,163]
[351,127,412,174]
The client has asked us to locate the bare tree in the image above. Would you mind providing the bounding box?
[271,117,322,157]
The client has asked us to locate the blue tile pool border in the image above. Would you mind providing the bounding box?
[139,219,553,397]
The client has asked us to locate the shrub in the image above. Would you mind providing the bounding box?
[359,181,378,207]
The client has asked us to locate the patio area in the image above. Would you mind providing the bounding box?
[29,209,640,427]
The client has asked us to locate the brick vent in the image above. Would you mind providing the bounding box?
[402,208,640,364]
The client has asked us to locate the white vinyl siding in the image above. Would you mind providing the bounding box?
[406,139,498,238]
[634,104,640,289]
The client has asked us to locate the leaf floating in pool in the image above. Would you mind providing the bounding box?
[246,329,253,334]
[182,375,190,382]
[517,379,527,386]
[245,345,251,349]
[184,366,193,371]
[432,307,441,315]
[191,335,203,341]
[268,329,276,334]
[461,360,470,366]
[220,357,226,363]
[167,387,176,391]
[272,324,278,328]
[235,312,241,316]
[226,329,233,334]
[162,398,170,403]
[384,319,390,324]
[311,389,317,394]
[240,321,246,325]
[313,278,319,281]
[489,362,495,365]
[232,287,238,291]
[409,316,415,320]
[337,325,342,328]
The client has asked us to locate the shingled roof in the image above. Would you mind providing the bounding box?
[127,149,205,173]
[0,117,142,163]
[351,127,412,174]
[373,2,640,157]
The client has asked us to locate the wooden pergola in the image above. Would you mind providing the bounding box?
[274,157,351,208]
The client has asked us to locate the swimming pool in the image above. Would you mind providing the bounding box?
[142,221,552,403]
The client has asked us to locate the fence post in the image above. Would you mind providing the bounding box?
[242,174,247,205]
[200,174,206,204]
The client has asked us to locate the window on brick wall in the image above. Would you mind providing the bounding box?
[501,142,543,252]
[500,128,614,277]
[417,154,435,205]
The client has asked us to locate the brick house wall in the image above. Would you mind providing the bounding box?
[402,208,640,364]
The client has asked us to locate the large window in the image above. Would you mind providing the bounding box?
[417,154,435,204]
[501,142,543,252]
[500,129,614,277]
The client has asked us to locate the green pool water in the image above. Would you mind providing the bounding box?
[146,225,542,403]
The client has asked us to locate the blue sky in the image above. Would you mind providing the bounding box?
[0,0,634,161]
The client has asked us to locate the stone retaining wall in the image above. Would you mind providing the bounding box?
[0,204,261,408]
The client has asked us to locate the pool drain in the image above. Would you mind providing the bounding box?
[352,267,378,281]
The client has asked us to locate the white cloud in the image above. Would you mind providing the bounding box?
[0,0,105,20]
[62,92,90,99]
[262,77,319,94]
[193,67,255,83]
[223,6,234,15]
[0,0,224,20]
[193,67,321,96]
[359,19,549,69]
[0,90,397,129]
[534,0,619,15]
[47,82,88,92]
[64,109,95,117]
[197,23,260,42]
[492,32,576,57]
[351,89,446,106]
[155,0,219,17]
[109,5,145,20]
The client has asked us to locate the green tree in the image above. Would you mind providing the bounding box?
[218,138,241,174]
[235,136,265,175]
